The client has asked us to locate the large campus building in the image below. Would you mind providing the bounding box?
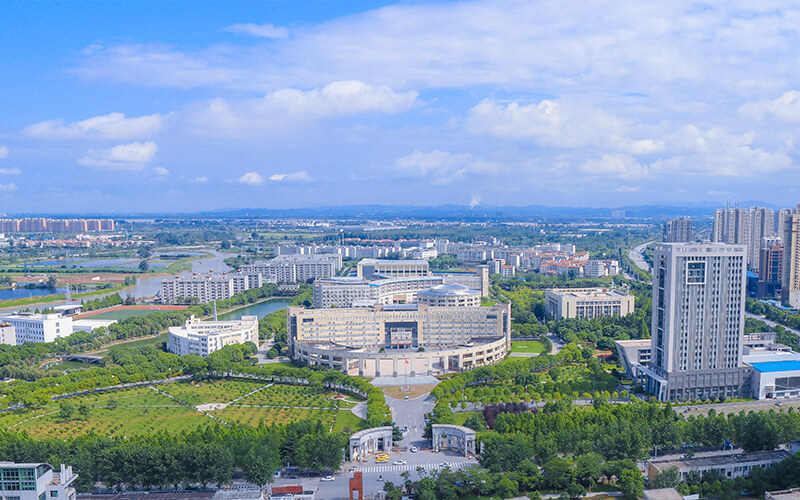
[313,262,489,308]
[160,272,264,304]
[544,288,635,320]
[287,302,511,376]
[241,254,342,283]
[167,315,259,357]
[0,312,72,344]
[0,462,77,500]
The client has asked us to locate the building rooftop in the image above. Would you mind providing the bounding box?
[643,488,684,500]
[767,488,800,500]
[749,360,800,373]
[359,259,429,266]
[546,287,630,298]
[418,284,477,296]
[650,449,790,472]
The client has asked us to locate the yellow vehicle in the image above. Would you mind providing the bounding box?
[375,457,388,463]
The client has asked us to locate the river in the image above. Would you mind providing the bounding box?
[217,300,291,320]
[0,287,68,301]
[127,250,233,298]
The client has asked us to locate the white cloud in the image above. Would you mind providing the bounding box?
[153,167,169,176]
[187,80,418,135]
[0,183,17,192]
[581,154,648,178]
[223,23,288,39]
[238,172,264,185]
[739,91,800,122]
[615,185,642,192]
[395,150,501,184]
[192,176,208,183]
[0,146,7,159]
[78,141,158,170]
[0,167,21,175]
[467,99,662,154]
[25,112,163,140]
[269,171,311,182]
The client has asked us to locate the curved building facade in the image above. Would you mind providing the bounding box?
[168,315,258,357]
[417,284,481,307]
[287,303,511,376]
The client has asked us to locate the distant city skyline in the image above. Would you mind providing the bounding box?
[2,1,800,212]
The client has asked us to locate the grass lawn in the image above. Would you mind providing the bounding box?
[0,379,366,439]
[452,411,482,426]
[97,332,168,355]
[84,308,166,320]
[509,340,546,354]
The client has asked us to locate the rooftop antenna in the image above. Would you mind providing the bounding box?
[213,299,218,321]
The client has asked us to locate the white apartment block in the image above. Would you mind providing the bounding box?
[168,315,259,357]
[584,259,621,278]
[545,288,635,320]
[0,313,72,344]
[241,254,341,282]
[0,462,77,500]
[713,206,776,272]
[456,249,489,262]
[161,273,236,304]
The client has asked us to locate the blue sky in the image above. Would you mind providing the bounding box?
[2,0,800,213]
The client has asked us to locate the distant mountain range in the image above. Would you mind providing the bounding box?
[15,201,782,221]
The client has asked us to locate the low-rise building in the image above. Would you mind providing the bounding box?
[0,312,72,344]
[545,288,635,320]
[0,462,77,500]
[767,488,800,500]
[168,315,258,357]
[72,318,117,333]
[269,485,315,500]
[648,450,790,482]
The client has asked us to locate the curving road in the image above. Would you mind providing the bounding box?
[629,240,653,273]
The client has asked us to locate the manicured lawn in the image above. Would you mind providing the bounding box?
[159,379,268,405]
[509,340,546,353]
[0,379,366,439]
[84,308,164,320]
[452,411,482,426]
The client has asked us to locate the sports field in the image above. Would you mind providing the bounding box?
[509,340,546,353]
[0,378,366,439]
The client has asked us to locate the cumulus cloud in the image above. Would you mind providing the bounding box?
[269,171,311,182]
[581,154,649,178]
[395,150,501,184]
[25,112,163,140]
[186,81,418,135]
[238,172,264,185]
[739,91,800,122]
[0,167,22,175]
[0,183,17,192]
[223,23,288,39]
[192,176,208,183]
[0,146,7,159]
[153,166,169,176]
[78,141,158,170]
[467,99,663,155]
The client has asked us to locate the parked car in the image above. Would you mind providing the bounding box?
[440,462,452,469]
[321,476,335,482]
[410,446,418,453]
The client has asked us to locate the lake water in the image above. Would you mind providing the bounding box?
[0,287,66,301]
[217,300,291,320]
[127,251,233,298]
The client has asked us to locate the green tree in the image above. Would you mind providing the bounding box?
[138,260,149,272]
[58,402,76,421]
[617,468,644,499]
[496,476,519,499]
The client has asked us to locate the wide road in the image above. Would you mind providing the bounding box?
[745,311,800,338]
[629,240,653,274]
[272,389,478,499]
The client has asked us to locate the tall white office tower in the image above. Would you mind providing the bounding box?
[646,243,748,401]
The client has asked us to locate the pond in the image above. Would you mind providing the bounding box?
[0,286,67,301]
[217,300,291,320]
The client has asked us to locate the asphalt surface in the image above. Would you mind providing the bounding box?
[268,384,480,499]
[629,240,653,274]
[745,311,800,337]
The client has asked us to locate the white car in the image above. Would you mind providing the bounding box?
[321,476,335,482]
[440,462,452,469]
[393,460,406,465]
[410,446,418,453]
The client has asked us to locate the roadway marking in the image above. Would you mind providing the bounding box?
[354,461,477,473]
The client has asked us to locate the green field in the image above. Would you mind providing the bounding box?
[83,308,176,320]
[509,340,546,353]
[0,379,366,439]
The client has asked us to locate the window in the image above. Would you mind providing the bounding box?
[687,261,706,284]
